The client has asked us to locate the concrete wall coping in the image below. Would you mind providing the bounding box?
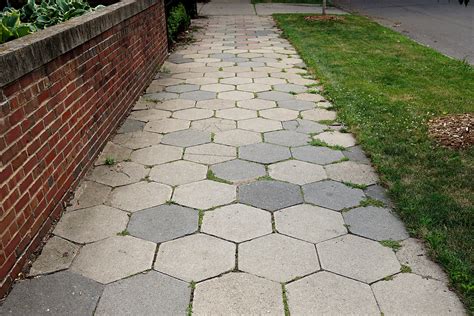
[0,0,158,88]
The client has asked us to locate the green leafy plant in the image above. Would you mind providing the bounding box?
[0,8,36,43]
[167,2,190,43]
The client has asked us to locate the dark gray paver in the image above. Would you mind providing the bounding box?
[257,91,294,101]
[180,90,216,101]
[343,206,409,241]
[278,100,315,111]
[128,204,198,243]
[364,184,393,207]
[95,271,190,315]
[161,129,211,147]
[344,145,371,164]
[282,119,326,134]
[211,159,266,183]
[117,119,145,134]
[239,180,303,212]
[264,130,310,147]
[291,146,344,165]
[239,143,291,164]
[302,180,365,211]
[0,271,103,316]
[273,83,307,93]
[166,84,200,93]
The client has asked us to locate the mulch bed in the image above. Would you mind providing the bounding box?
[428,113,473,150]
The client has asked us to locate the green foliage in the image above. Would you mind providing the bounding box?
[1,0,103,44]
[0,8,36,43]
[167,2,190,43]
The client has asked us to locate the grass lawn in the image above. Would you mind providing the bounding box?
[252,0,323,4]
[274,14,474,310]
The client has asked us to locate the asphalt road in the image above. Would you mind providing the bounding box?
[335,0,474,64]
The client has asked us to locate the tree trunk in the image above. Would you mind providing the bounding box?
[322,0,327,15]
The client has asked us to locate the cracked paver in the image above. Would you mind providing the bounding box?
[3,13,462,316]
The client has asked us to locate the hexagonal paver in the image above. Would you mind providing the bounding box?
[238,180,303,212]
[220,77,252,85]
[283,119,326,134]
[196,99,235,110]
[153,99,195,111]
[237,83,271,92]
[161,129,211,147]
[108,182,172,212]
[237,99,276,110]
[67,180,111,211]
[173,180,236,209]
[54,205,128,244]
[291,146,344,165]
[205,71,235,78]
[239,234,319,282]
[130,145,182,166]
[149,160,207,186]
[264,130,310,147]
[144,118,190,134]
[260,108,299,121]
[239,143,290,164]
[172,108,214,121]
[317,234,400,283]
[191,118,236,132]
[214,129,261,146]
[238,118,282,133]
[286,272,380,315]
[218,91,254,101]
[95,271,190,315]
[154,234,235,282]
[87,162,148,187]
[216,108,257,120]
[117,119,145,134]
[184,143,236,164]
[129,109,171,122]
[254,77,287,85]
[278,100,315,111]
[71,236,155,284]
[201,83,235,92]
[180,90,216,101]
[273,83,307,93]
[296,93,325,102]
[314,131,356,148]
[202,204,272,242]
[145,92,178,102]
[128,204,198,243]
[29,236,80,276]
[95,142,132,166]
[343,206,409,241]
[396,238,448,281]
[257,91,294,101]
[166,84,199,93]
[1,271,103,315]
[372,274,465,315]
[275,205,346,243]
[193,273,283,315]
[113,131,162,150]
[210,159,266,183]
[269,160,326,185]
[343,145,371,164]
[325,161,378,185]
[302,180,365,211]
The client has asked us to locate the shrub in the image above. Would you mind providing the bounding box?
[167,2,189,43]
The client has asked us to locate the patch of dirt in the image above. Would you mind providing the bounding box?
[304,15,344,22]
[428,113,473,150]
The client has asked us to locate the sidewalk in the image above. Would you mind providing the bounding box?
[0,12,465,316]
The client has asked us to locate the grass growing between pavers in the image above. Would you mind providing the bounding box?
[274,14,474,309]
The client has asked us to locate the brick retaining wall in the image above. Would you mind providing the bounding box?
[0,0,168,296]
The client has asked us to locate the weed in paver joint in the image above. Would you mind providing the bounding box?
[117,229,130,236]
[257,175,274,181]
[317,119,336,125]
[186,303,193,316]
[331,157,349,164]
[383,275,394,281]
[105,157,116,165]
[207,170,232,184]
[307,89,318,94]
[281,69,287,73]
[289,91,297,95]
[281,284,290,316]
[189,281,196,290]
[400,265,412,273]
[218,67,223,71]
[343,182,368,190]
[380,240,402,251]
[166,200,175,205]
[309,139,345,151]
[198,210,204,228]
[211,132,215,142]
[161,66,171,74]
[359,198,385,207]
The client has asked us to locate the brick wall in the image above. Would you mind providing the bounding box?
[0,0,168,296]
